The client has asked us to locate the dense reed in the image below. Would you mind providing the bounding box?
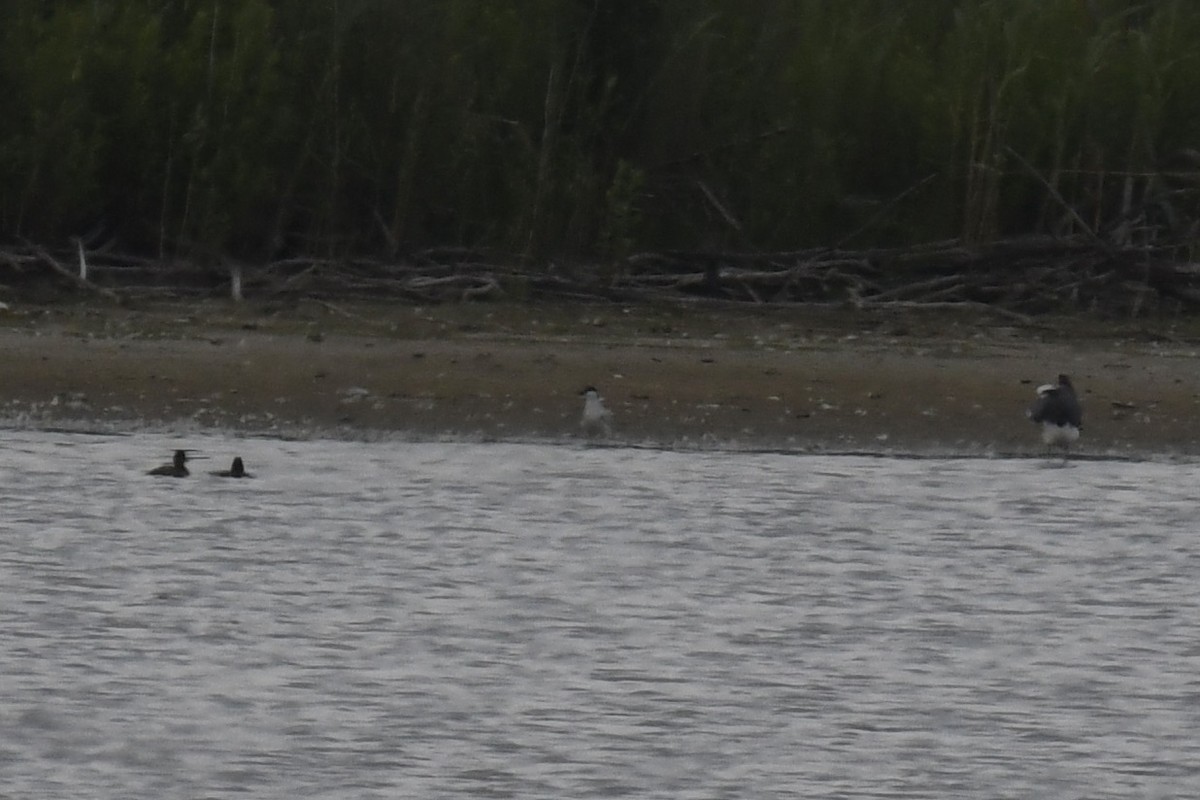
[2,0,1199,263]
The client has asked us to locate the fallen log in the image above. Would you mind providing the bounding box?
[29,244,121,302]
[5,233,1200,318]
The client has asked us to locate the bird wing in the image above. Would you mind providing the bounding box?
[1029,388,1059,424]
[1029,387,1082,427]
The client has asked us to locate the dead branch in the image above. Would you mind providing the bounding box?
[2,233,1199,319]
[28,243,121,302]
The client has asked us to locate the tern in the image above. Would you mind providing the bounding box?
[580,386,613,436]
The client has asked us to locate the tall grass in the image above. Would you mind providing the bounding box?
[2,0,1200,262]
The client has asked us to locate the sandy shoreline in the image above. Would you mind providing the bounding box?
[2,300,1198,457]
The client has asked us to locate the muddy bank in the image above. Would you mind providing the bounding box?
[1,300,1198,456]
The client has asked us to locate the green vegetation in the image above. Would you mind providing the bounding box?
[3,0,1200,262]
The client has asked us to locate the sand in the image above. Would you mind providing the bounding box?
[2,299,1198,456]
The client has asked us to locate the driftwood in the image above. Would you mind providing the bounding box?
[1,235,1199,318]
[26,243,122,302]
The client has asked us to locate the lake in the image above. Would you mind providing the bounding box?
[3,430,1199,798]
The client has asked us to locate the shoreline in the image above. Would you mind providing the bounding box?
[2,300,1199,458]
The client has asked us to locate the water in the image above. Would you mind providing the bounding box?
[3,431,1200,798]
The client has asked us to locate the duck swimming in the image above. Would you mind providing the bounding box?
[211,457,253,478]
[148,449,196,477]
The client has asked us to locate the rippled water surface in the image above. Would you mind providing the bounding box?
[4,431,1200,798]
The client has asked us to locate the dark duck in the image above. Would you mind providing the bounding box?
[148,449,197,477]
[211,457,253,478]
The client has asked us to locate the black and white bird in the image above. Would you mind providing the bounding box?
[580,386,613,436]
[1028,374,1083,454]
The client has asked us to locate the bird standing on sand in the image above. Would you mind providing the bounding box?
[148,449,196,477]
[211,457,253,478]
[1028,374,1083,455]
[580,386,613,436]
